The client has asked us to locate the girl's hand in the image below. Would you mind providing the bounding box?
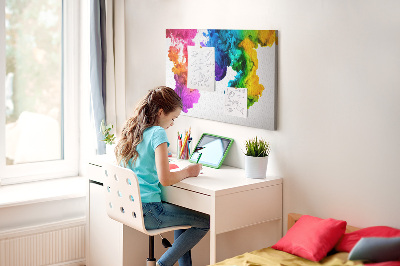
[155,143,202,186]
[184,163,202,177]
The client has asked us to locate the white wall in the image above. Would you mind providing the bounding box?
[124,0,400,229]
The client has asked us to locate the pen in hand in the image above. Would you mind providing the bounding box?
[196,153,203,175]
[196,153,202,164]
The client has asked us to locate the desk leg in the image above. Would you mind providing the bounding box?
[210,229,216,264]
[210,198,217,265]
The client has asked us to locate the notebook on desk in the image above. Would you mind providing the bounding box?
[168,158,191,172]
[169,163,180,171]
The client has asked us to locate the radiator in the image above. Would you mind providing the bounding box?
[0,218,85,266]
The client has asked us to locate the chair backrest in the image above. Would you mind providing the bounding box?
[103,163,148,234]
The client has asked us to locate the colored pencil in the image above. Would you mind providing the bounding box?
[179,132,188,159]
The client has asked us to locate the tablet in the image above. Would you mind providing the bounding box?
[189,133,234,169]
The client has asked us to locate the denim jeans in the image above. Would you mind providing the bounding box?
[142,202,210,266]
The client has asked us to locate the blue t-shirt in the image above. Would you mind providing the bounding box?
[126,126,169,203]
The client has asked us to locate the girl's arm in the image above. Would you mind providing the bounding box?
[155,142,201,186]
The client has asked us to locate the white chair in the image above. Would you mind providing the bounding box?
[103,163,190,266]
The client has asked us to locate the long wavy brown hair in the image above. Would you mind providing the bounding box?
[115,86,182,166]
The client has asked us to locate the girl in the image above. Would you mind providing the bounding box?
[115,86,210,266]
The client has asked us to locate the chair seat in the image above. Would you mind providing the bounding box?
[145,225,191,236]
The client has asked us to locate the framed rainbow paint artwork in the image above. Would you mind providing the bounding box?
[166,29,278,130]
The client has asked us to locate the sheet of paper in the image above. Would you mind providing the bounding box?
[187,46,215,91]
[224,87,248,118]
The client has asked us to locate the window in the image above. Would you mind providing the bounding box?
[0,0,79,185]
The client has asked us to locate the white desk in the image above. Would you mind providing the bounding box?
[86,155,282,265]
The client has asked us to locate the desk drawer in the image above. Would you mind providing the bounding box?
[161,186,211,215]
[215,183,282,234]
[88,163,106,184]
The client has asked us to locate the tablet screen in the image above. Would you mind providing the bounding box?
[189,133,233,169]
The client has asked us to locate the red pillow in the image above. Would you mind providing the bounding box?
[336,226,400,252]
[271,215,347,261]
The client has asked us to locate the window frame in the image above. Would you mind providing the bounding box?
[0,0,80,185]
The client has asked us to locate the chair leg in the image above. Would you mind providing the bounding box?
[147,260,156,266]
[147,235,156,265]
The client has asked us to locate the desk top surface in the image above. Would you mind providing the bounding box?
[89,155,282,197]
[169,158,282,197]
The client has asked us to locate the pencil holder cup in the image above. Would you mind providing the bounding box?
[177,130,192,160]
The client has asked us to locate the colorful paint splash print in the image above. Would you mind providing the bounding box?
[166,29,277,112]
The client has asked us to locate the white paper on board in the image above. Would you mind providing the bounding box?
[187,46,215,91]
[223,87,248,118]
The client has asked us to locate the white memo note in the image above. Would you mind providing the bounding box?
[187,46,215,91]
[224,87,248,118]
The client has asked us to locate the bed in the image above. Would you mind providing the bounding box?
[209,213,400,266]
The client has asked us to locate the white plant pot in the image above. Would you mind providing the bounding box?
[245,155,268,179]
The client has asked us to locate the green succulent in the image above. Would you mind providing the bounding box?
[245,137,270,157]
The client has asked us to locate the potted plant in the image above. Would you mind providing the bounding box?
[100,119,116,154]
[244,137,270,179]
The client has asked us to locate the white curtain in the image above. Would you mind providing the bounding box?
[90,0,106,154]
[90,0,125,154]
[105,0,126,139]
